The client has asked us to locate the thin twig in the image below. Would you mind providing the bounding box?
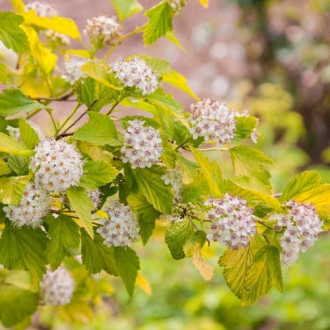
[56,100,98,139]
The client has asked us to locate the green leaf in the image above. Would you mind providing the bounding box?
[76,77,116,111]
[233,116,258,141]
[280,171,321,202]
[146,94,189,128]
[241,245,284,305]
[114,246,140,296]
[0,285,38,327]
[291,183,330,220]
[229,146,273,191]
[81,229,118,275]
[23,12,81,39]
[0,63,7,85]
[139,55,171,76]
[0,222,48,286]
[163,70,199,100]
[221,179,281,211]
[191,148,222,197]
[133,166,174,214]
[0,12,30,54]
[127,193,160,245]
[73,112,119,146]
[80,61,122,90]
[144,2,173,46]
[110,0,143,21]
[219,235,265,299]
[18,118,39,149]
[0,159,11,176]
[183,230,207,257]
[165,220,194,260]
[0,88,43,117]
[182,182,203,203]
[0,133,33,156]
[46,215,80,270]
[0,175,30,205]
[183,230,214,281]
[80,161,118,189]
[67,187,94,237]
[7,155,29,176]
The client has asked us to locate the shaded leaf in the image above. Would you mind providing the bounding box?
[114,246,140,296]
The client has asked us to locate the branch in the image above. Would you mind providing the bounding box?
[56,100,98,140]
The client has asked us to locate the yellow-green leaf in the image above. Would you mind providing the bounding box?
[241,245,284,305]
[0,175,31,205]
[144,2,173,46]
[67,187,94,237]
[23,12,81,39]
[163,70,199,100]
[110,0,143,21]
[191,147,222,197]
[80,61,122,90]
[0,159,11,176]
[0,133,33,156]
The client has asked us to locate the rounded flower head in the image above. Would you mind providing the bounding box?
[112,57,159,95]
[30,138,84,193]
[62,56,88,85]
[205,194,256,249]
[26,1,57,17]
[121,119,163,169]
[84,16,121,47]
[270,200,323,267]
[45,30,70,46]
[189,98,237,146]
[87,189,102,210]
[96,201,139,247]
[161,165,183,201]
[168,0,187,12]
[40,267,75,306]
[3,182,52,227]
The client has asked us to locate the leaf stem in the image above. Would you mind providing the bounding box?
[105,93,126,116]
[56,103,82,136]
[175,136,193,150]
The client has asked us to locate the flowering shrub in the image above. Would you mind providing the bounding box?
[0,0,329,327]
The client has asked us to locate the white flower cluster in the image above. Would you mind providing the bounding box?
[87,189,102,210]
[97,201,139,247]
[62,56,88,85]
[30,138,84,192]
[121,120,163,169]
[161,165,183,201]
[3,182,52,227]
[270,200,323,267]
[168,0,187,12]
[205,194,257,249]
[112,57,159,95]
[26,1,57,17]
[45,30,70,46]
[84,16,121,47]
[189,98,237,146]
[40,267,75,306]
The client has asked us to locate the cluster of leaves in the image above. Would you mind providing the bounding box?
[0,0,329,327]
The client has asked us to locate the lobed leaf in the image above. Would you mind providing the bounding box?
[0,12,30,54]
[73,112,119,146]
[0,221,48,286]
[67,187,94,237]
[114,246,140,296]
[81,229,118,275]
[0,88,43,117]
[46,215,80,270]
[144,2,173,46]
[165,220,194,260]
